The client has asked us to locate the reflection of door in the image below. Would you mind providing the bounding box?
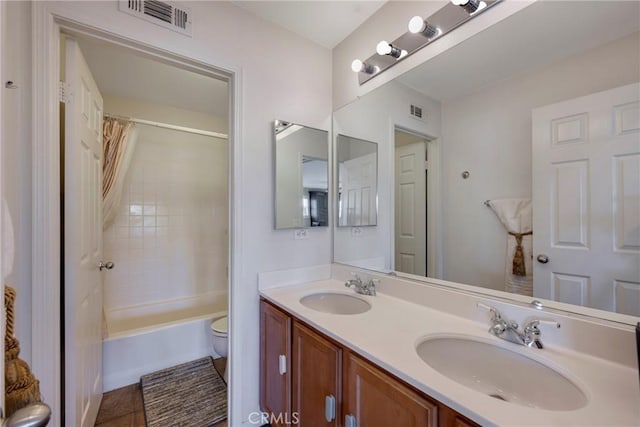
[395,142,426,275]
[341,153,377,226]
[64,38,104,426]
[532,83,640,315]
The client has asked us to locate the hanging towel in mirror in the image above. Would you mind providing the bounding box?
[488,198,533,295]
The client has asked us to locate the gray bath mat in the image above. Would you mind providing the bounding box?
[141,357,227,427]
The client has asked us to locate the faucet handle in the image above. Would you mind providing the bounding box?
[524,319,561,333]
[345,273,359,285]
[476,302,502,321]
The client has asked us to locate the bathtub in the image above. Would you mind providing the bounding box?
[102,291,228,392]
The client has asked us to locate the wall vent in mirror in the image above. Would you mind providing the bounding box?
[274,120,329,230]
[410,105,423,119]
[351,0,501,85]
[118,0,192,36]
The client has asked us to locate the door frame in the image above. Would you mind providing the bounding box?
[32,4,242,426]
[0,0,6,417]
[389,123,441,280]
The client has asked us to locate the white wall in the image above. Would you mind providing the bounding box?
[13,1,332,423]
[440,32,640,291]
[1,0,32,365]
[333,81,441,270]
[102,115,228,311]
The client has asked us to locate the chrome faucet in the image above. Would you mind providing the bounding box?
[345,274,377,296]
[477,302,560,349]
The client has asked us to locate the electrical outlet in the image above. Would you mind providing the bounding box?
[294,229,309,240]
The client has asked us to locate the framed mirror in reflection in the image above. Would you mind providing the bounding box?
[332,1,640,321]
[274,120,329,229]
[337,134,378,227]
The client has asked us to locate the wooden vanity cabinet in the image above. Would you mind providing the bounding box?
[343,351,438,427]
[260,299,479,427]
[292,321,342,426]
[260,300,292,427]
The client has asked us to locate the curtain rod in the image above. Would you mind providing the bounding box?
[104,113,228,140]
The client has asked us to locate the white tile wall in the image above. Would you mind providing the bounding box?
[103,125,228,311]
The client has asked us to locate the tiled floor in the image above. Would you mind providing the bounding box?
[95,358,227,427]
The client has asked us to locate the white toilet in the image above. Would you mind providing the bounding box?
[209,316,228,382]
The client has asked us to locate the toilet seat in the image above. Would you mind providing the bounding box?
[210,316,228,335]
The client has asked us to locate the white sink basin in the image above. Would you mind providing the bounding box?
[416,336,588,411]
[300,293,371,315]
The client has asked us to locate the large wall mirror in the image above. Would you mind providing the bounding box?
[274,120,329,229]
[333,1,640,321]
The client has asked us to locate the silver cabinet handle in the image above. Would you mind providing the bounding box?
[99,261,115,271]
[278,354,287,375]
[325,395,336,422]
[536,254,549,264]
[2,402,51,427]
[345,414,356,427]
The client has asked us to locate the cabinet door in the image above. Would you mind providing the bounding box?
[438,404,480,427]
[292,321,342,426]
[260,300,292,426]
[343,352,438,427]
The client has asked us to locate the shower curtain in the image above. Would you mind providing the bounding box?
[102,117,139,229]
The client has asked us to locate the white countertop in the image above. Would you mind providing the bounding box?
[260,279,640,427]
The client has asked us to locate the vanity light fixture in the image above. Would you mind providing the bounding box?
[351,59,378,75]
[376,41,407,59]
[352,0,500,85]
[408,16,441,38]
[451,0,487,15]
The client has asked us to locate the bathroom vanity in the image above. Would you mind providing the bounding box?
[258,269,640,427]
[260,298,477,427]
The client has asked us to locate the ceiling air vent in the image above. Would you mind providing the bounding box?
[119,0,192,36]
[410,104,423,119]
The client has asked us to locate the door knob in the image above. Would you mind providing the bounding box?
[536,254,550,264]
[99,261,115,271]
[2,402,51,427]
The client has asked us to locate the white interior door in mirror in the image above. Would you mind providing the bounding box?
[533,83,640,315]
[340,153,377,227]
[395,142,426,276]
[64,37,104,426]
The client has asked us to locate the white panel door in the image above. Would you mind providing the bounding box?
[64,38,104,427]
[533,83,640,315]
[395,142,426,275]
[340,153,377,226]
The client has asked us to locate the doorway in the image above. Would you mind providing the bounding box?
[32,11,241,425]
[393,128,437,277]
[58,30,233,427]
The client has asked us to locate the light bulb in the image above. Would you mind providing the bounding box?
[408,16,440,38]
[473,1,487,14]
[351,59,376,74]
[376,41,392,56]
[408,16,426,34]
[452,0,485,14]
